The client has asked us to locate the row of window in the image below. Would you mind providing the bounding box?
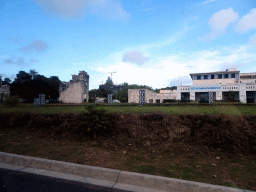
[196,74,236,80]
[246,86,256,89]
[223,87,238,90]
[181,88,189,91]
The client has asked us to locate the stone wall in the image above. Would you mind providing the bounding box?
[59,71,89,103]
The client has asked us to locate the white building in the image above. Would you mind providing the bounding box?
[128,89,177,103]
[128,68,256,104]
[177,68,256,103]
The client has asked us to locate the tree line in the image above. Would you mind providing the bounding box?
[2,70,60,103]
[2,70,176,103]
[89,82,177,103]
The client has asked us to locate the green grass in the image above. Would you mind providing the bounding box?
[1,103,256,115]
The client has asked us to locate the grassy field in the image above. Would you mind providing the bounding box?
[1,103,256,115]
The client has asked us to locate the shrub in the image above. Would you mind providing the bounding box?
[79,104,111,138]
[4,95,20,107]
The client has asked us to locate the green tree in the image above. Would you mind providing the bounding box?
[79,105,110,138]
[29,69,38,80]
[3,78,11,85]
[14,71,32,83]
[11,70,61,102]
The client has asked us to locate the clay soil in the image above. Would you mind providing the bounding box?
[0,113,256,191]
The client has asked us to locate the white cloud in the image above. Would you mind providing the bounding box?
[202,8,238,40]
[122,50,149,65]
[33,0,130,20]
[235,8,256,33]
[169,76,192,86]
[93,43,256,89]
[209,8,238,30]
[202,0,215,5]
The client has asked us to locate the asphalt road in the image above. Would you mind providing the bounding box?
[0,168,130,192]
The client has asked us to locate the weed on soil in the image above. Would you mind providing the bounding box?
[1,111,256,191]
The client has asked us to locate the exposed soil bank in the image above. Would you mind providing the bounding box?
[1,113,256,154]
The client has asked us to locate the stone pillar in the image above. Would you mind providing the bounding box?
[190,92,195,101]
[239,84,246,103]
[176,86,181,100]
[216,91,222,101]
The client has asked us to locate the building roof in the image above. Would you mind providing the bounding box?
[189,69,240,79]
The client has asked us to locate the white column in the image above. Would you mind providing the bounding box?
[239,84,246,103]
[216,91,222,101]
[190,92,195,101]
[176,86,181,100]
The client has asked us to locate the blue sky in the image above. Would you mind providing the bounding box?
[1,0,256,90]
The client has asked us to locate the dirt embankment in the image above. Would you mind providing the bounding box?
[0,113,256,154]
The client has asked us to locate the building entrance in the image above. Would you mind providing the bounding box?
[246,91,256,103]
[181,92,190,101]
[222,91,239,102]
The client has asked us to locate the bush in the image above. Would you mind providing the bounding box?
[4,95,20,107]
[79,104,111,138]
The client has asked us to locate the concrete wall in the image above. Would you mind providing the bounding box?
[239,84,246,103]
[239,79,256,84]
[59,82,84,103]
[193,79,236,85]
[59,71,89,103]
[128,89,177,103]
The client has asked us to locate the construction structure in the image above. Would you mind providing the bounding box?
[59,71,89,103]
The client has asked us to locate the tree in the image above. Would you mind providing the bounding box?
[2,78,11,85]
[89,89,99,103]
[0,75,2,86]
[29,69,38,80]
[11,70,61,102]
[14,71,32,83]
[48,76,61,100]
[105,77,114,86]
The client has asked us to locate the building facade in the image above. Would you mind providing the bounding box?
[177,68,256,103]
[59,71,89,103]
[128,68,256,104]
[128,89,177,103]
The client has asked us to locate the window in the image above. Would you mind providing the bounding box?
[197,75,201,80]
[224,74,228,78]
[218,74,222,79]
[231,74,235,78]
[149,99,153,103]
[211,75,215,79]
[156,99,160,103]
[204,75,208,79]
